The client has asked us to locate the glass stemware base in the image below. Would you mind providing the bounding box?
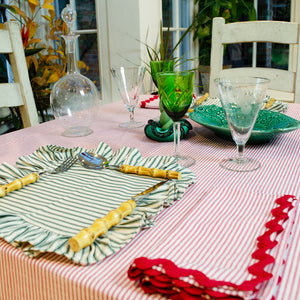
[62,126,93,137]
[174,155,195,168]
[220,157,261,172]
[119,120,144,128]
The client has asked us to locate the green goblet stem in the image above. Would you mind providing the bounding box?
[156,70,195,168]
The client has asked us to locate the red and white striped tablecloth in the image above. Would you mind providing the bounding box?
[0,96,299,300]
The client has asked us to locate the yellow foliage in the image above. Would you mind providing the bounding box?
[27,21,37,39]
[26,38,42,47]
[10,5,27,20]
[9,0,88,108]
[43,0,54,10]
[42,15,52,23]
[77,60,87,69]
[49,10,55,19]
[28,0,40,6]
[31,56,39,72]
[46,55,60,62]
[48,72,60,83]
[28,2,37,15]
[43,3,54,10]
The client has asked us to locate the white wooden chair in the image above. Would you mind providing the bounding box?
[209,17,300,103]
[0,21,39,128]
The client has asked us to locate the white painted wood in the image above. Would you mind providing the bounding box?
[289,0,298,73]
[209,17,300,103]
[220,67,295,93]
[0,84,23,106]
[0,30,12,52]
[0,22,39,127]
[222,21,298,44]
[95,0,162,103]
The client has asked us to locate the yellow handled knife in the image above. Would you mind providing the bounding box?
[68,180,169,252]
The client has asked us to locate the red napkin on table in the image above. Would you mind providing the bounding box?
[140,94,197,109]
[140,95,160,109]
[128,189,298,300]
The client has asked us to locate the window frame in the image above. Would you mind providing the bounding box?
[162,0,197,71]
[161,0,199,92]
[96,0,162,103]
[63,0,296,100]
[67,0,198,102]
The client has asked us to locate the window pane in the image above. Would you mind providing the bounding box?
[179,0,190,28]
[78,34,100,89]
[75,0,96,30]
[256,0,290,70]
[162,0,194,71]
[258,0,290,21]
[162,0,173,26]
[56,0,69,16]
[256,43,289,69]
[222,1,291,71]
[224,43,253,67]
[179,31,193,71]
[163,31,175,59]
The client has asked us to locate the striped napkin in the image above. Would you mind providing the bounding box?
[188,94,288,114]
[128,188,298,299]
[0,142,195,265]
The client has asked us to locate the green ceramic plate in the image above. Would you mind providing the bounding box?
[189,105,300,144]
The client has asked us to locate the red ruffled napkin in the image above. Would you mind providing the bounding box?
[140,95,160,109]
[140,94,196,109]
[128,191,298,300]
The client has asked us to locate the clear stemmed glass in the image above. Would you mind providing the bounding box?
[111,66,146,128]
[157,71,195,168]
[215,76,270,172]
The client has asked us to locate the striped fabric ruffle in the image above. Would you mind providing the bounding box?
[188,95,288,113]
[0,142,195,265]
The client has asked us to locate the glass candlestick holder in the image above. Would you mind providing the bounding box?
[50,4,99,137]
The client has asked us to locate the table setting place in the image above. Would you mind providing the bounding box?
[1,64,300,300]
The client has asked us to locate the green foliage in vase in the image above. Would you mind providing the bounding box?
[142,20,196,70]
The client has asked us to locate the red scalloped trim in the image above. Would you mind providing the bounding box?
[140,94,196,108]
[140,95,159,108]
[128,195,297,299]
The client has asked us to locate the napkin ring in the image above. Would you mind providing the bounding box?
[144,119,192,142]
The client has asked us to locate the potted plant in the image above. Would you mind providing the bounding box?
[142,20,196,137]
[0,0,89,125]
[142,21,197,142]
[193,0,256,92]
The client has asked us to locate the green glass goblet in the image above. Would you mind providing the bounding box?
[150,61,175,130]
[157,71,195,168]
[150,60,175,88]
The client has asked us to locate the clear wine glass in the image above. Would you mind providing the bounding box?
[111,66,145,128]
[157,71,195,168]
[215,76,270,172]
